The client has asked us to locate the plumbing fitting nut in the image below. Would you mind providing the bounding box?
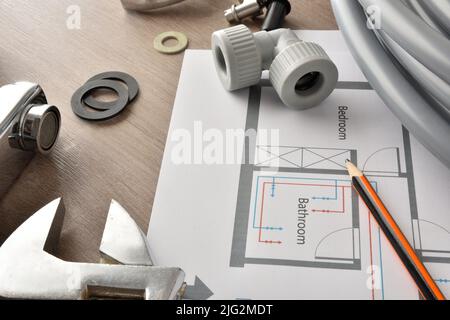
[212,25,262,91]
[212,24,339,110]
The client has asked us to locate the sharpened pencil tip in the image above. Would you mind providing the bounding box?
[346,160,363,177]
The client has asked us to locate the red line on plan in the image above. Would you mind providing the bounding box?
[257,179,379,300]
[258,182,266,243]
[265,182,351,214]
[257,182,352,245]
[312,186,347,214]
[259,182,282,244]
[268,182,352,189]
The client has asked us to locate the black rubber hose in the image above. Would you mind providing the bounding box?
[262,0,291,31]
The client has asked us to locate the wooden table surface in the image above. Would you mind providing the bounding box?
[0,0,336,263]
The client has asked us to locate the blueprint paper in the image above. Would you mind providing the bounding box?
[148,31,450,300]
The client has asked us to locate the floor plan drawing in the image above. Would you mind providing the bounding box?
[149,38,450,300]
[231,87,362,269]
[243,173,361,269]
[229,82,450,299]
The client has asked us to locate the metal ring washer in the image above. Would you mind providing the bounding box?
[154,31,189,54]
[84,72,140,111]
[71,80,130,121]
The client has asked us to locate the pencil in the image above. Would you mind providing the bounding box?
[346,160,445,301]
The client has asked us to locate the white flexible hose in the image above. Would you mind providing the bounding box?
[331,0,450,169]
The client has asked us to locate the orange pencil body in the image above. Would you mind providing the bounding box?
[347,161,445,300]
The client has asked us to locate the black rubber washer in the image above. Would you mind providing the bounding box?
[83,71,139,111]
[71,80,130,121]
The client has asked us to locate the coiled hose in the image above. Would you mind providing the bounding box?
[331,0,450,169]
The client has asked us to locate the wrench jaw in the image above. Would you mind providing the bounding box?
[0,198,74,299]
[100,200,154,266]
[0,198,186,300]
[43,199,66,256]
[0,198,65,255]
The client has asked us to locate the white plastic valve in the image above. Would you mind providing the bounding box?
[212,24,339,110]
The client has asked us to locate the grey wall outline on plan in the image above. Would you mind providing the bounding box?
[403,127,450,264]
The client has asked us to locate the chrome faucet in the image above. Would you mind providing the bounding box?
[0,82,61,199]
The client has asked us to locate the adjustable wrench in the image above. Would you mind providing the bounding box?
[0,198,185,300]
